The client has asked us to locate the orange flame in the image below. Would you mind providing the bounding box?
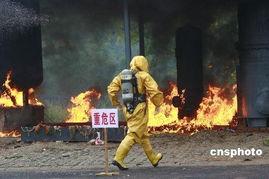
[148,82,237,135]
[0,131,20,137]
[148,82,185,126]
[0,71,42,107]
[28,88,43,106]
[65,90,101,123]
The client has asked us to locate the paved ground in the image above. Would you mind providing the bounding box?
[1,165,269,179]
[0,130,269,178]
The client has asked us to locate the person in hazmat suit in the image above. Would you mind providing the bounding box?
[107,56,164,170]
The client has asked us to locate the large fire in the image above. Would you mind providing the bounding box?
[148,82,237,135]
[65,82,237,135]
[0,71,42,107]
[65,90,101,123]
[0,71,237,137]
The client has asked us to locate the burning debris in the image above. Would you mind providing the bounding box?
[0,71,44,136]
[0,71,42,107]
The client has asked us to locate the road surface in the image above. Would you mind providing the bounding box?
[0,164,268,179]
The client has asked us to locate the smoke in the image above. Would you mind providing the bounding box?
[39,0,239,106]
[0,0,49,33]
[129,0,239,88]
[38,0,124,105]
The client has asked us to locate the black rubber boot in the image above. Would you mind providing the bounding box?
[112,160,128,170]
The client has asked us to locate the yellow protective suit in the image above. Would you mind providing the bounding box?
[107,56,164,170]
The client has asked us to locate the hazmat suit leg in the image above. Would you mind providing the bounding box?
[112,134,136,170]
[141,136,163,167]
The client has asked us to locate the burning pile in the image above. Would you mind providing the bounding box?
[0,71,43,137]
[65,90,101,123]
[148,82,237,135]
[0,71,42,107]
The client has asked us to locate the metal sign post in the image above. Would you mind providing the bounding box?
[104,128,109,174]
[93,109,120,176]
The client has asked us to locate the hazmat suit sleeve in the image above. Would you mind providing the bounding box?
[107,74,121,106]
[144,74,164,107]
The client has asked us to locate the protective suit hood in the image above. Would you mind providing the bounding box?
[130,56,149,73]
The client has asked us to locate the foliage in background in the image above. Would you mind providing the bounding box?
[44,100,67,123]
